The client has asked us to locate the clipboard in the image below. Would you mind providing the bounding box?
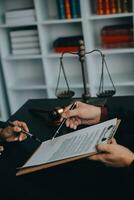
[16,118,121,176]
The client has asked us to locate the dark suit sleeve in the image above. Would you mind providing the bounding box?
[106,98,134,151]
[127,161,134,179]
[105,97,134,198]
[106,98,134,120]
[124,161,134,197]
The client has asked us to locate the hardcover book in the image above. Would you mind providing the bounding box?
[57,0,66,19]
[64,0,72,19]
[96,0,104,15]
[70,0,80,18]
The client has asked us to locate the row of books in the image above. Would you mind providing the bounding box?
[53,35,83,52]
[101,24,134,49]
[102,42,134,48]
[10,29,40,55]
[57,0,80,19]
[5,9,36,24]
[96,0,132,15]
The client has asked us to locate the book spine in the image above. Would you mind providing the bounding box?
[101,26,133,36]
[104,0,111,14]
[11,36,39,43]
[116,0,122,13]
[56,0,66,19]
[96,0,104,15]
[11,42,40,49]
[122,0,129,13]
[102,41,134,48]
[10,30,38,37]
[101,29,133,36]
[127,0,132,12]
[12,48,41,55]
[5,14,36,22]
[76,0,81,17]
[64,0,72,19]
[101,35,133,43]
[6,16,36,24]
[110,0,116,14]
[53,36,83,48]
[5,9,35,18]
[54,46,79,53]
[70,0,78,18]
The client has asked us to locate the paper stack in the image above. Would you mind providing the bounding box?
[5,9,36,24]
[16,118,120,176]
[10,29,41,55]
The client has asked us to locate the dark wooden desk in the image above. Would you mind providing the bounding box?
[1,96,134,200]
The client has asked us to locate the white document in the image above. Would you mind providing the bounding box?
[21,118,118,169]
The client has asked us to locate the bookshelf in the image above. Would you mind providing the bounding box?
[0,57,9,121]
[0,0,134,114]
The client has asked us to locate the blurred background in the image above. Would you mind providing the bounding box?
[0,0,134,121]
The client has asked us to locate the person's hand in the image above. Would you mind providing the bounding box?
[0,120,29,142]
[88,138,134,167]
[62,101,101,129]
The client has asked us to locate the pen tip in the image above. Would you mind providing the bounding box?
[32,136,42,143]
[36,138,42,143]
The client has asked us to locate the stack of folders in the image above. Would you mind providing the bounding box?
[10,29,41,55]
[5,9,36,24]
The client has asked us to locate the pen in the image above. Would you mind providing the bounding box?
[51,102,77,140]
[8,121,41,143]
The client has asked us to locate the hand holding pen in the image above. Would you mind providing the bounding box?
[52,102,77,140]
[7,121,41,142]
[0,120,28,142]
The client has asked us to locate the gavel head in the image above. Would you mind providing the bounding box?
[49,107,64,124]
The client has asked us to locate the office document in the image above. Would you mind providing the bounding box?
[16,118,120,176]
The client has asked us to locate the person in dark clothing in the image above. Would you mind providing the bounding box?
[62,101,134,167]
[1,99,134,200]
[61,100,134,199]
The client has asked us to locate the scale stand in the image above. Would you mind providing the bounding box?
[78,42,116,99]
[55,41,116,100]
[78,40,90,102]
